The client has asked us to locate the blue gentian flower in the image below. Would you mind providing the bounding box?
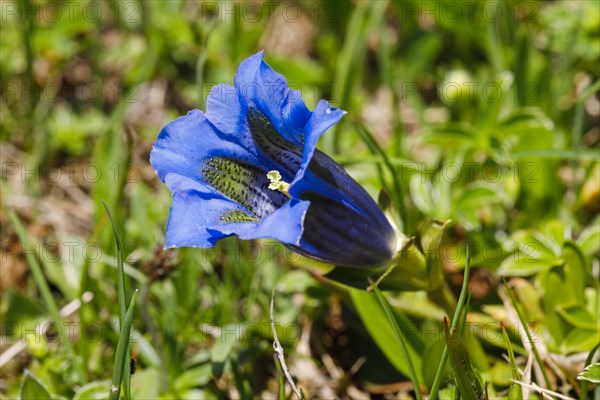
[151,52,397,267]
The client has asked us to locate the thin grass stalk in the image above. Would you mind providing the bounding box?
[502,276,552,388]
[429,246,472,400]
[371,284,422,400]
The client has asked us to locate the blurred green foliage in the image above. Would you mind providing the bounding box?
[1,0,599,398]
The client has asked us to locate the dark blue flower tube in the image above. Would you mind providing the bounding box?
[150,52,398,267]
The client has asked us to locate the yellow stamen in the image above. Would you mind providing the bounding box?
[266,170,290,197]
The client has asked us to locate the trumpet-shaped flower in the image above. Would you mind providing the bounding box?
[151,52,397,267]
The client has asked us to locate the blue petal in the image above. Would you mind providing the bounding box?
[234,51,310,147]
[163,174,237,248]
[150,110,254,185]
[288,191,397,267]
[210,199,310,246]
[153,52,397,267]
[205,84,242,135]
[164,173,310,248]
[289,100,346,198]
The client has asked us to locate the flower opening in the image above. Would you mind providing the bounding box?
[150,51,397,267]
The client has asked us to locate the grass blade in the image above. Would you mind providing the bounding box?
[371,283,422,400]
[502,276,552,388]
[501,322,523,400]
[102,201,127,319]
[102,200,131,399]
[443,318,484,400]
[109,290,138,400]
[328,0,388,153]
[351,120,408,231]
[429,245,472,399]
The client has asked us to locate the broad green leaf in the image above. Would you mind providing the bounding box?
[456,185,502,209]
[20,370,52,400]
[556,304,599,330]
[578,363,600,383]
[422,339,449,389]
[560,242,588,301]
[421,219,450,289]
[420,123,478,145]
[350,288,423,380]
[131,328,161,368]
[437,385,457,400]
[210,327,235,379]
[409,176,435,215]
[371,284,423,400]
[542,220,566,251]
[490,361,513,387]
[130,369,161,399]
[179,389,212,400]
[577,224,600,257]
[1,289,46,325]
[562,329,599,353]
[443,322,484,400]
[510,278,544,321]
[499,256,557,276]
[174,364,213,392]
[73,381,110,400]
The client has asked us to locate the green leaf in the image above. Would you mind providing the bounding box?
[73,381,110,400]
[490,361,513,387]
[131,369,161,399]
[210,327,235,379]
[443,321,484,400]
[1,289,45,324]
[456,185,501,209]
[371,284,423,400]
[577,224,600,257]
[20,370,52,400]
[578,363,600,384]
[174,364,213,392]
[420,123,478,145]
[350,288,423,380]
[557,304,599,330]
[409,176,435,215]
[499,256,556,276]
[562,329,600,353]
[421,219,450,290]
[422,339,449,389]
